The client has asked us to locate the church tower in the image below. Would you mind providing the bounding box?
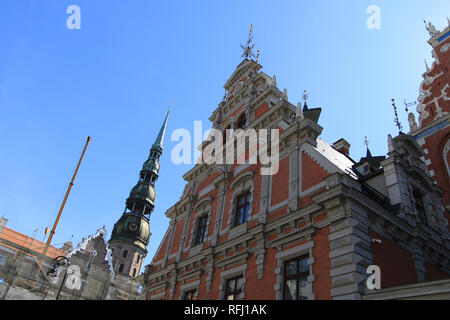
[109,110,169,278]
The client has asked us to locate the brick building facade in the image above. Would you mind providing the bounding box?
[141,23,450,300]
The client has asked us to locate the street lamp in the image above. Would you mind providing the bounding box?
[47,256,70,300]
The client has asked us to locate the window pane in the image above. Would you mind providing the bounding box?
[237,208,245,224]
[227,294,235,300]
[286,260,297,276]
[299,258,309,273]
[299,277,308,300]
[236,277,243,291]
[285,279,297,300]
[227,279,236,293]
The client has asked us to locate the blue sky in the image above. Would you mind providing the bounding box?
[0,0,449,270]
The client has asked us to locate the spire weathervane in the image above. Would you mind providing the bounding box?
[302,90,309,110]
[364,136,370,149]
[364,136,372,158]
[240,24,256,60]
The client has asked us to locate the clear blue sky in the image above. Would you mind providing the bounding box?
[0,0,449,270]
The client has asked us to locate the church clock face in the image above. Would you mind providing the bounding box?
[129,222,138,232]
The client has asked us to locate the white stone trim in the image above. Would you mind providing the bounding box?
[198,184,216,198]
[274,241,315,300]
[179,280,200,300]
[219,264,248,300]
[189,201,212,249]
[150,291,166,300]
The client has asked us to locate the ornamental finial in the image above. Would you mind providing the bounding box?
[240,24,256,60]
[391,98,403,134]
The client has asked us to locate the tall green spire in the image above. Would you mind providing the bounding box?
[109,110,170,256]
[152,109,170,151]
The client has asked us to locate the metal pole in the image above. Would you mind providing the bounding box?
[56,267,69,300]
[34,136,91,279]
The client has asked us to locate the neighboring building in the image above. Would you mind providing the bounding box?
[109,110,170,278]
[141,25,450,300]
[0,111,170,300]
[0,218,142,300]
[0,216,72,299]
[410,19,450,215]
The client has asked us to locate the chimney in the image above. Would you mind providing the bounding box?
[0,216,8,237]
[333,138,351,156]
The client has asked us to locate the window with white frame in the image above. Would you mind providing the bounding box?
[283,255,309,300]
[235,192,251,226]
[225,275,244,300]
[194,216,208,245]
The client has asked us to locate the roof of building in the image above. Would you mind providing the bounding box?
[314,137,358,180]
[0,226,67,259]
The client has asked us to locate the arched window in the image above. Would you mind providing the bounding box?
[123,250,128,258]
[237,114,246,129]
[136,255,140,263]
[119,264,124,273]
[133,268,137,277]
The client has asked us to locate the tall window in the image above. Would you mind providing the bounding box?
[195,216,208,245]
[225,275,244,300]
[119,264,124,273]
[123,250,128,258]
[223,125,232,145]
[413,189,427,225]
[237,114,246,129]
[284,256,309,300]
[235,193,251,226]
[132,268,137,277]
[183,289,196,300]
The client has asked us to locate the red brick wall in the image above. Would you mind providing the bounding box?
[254,102,270,120]
[371,231,418,288]
[312,227,332,299]
[244,248,277,300]
[271,156,289,206]
[169,220,185,255]
[302,152,330,190]
[425,262,450,281]
[153,229,170,263]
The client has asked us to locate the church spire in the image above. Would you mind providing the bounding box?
[109,111,170,276]
[152,109,170,151]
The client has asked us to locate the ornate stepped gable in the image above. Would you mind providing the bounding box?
[412,19,450,213]
[142,52,450,300]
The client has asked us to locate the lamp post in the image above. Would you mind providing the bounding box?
[47,256,70,300]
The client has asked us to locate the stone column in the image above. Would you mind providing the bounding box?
[326,198,374,300]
